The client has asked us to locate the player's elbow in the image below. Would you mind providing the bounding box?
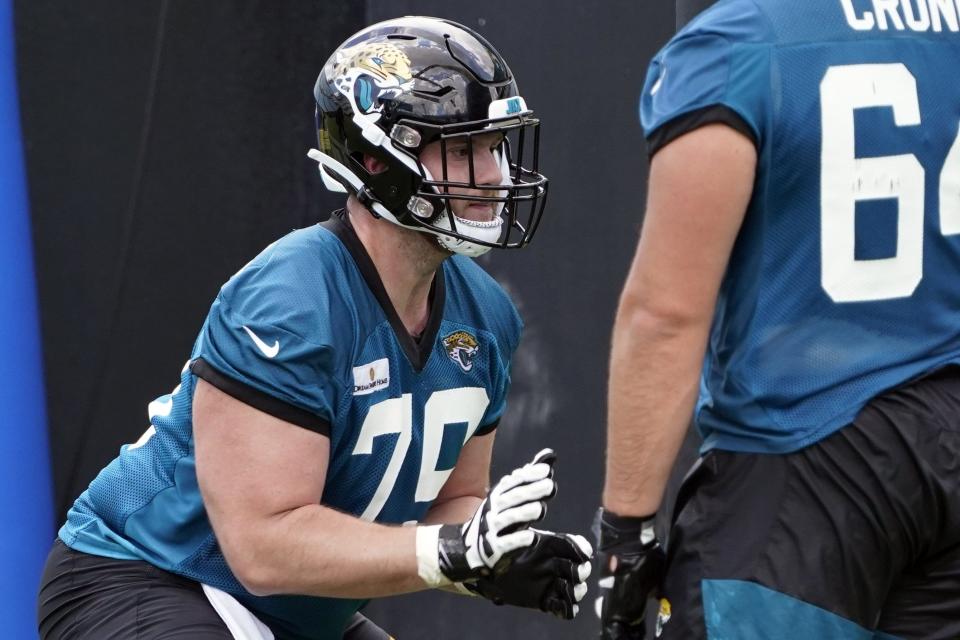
[234,564,279,597]
[615,289,712,338]
[217,528,284,596]
[232,558,285,597]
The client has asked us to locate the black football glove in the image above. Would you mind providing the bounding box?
[594,508,666,640]
[467,529,593,619]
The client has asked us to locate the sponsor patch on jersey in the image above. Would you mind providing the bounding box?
[352,358,390,395]
[442,330,479,372]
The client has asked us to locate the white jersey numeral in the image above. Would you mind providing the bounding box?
[940,120,960,235]
[416,387,490,503]
[353,395,413,521]
[819,63,960,302]
[352,387,490,521]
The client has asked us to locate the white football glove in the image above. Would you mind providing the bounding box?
[416,449,558,585]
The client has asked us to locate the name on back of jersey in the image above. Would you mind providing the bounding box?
[840,0,960,32]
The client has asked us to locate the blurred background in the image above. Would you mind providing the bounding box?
[6,0,706,637]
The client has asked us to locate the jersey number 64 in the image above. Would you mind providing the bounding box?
[820,63,960,303]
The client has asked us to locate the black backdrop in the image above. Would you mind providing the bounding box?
[17,1,680,637]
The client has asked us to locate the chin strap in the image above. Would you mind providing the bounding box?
[434,224,496,257]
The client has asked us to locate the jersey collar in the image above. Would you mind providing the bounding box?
[322,210,446,372]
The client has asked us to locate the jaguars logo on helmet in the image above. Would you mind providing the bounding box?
[443,331,479,372]
[332,43,413,117]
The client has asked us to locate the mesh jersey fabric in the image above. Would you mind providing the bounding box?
[59,211,523,639]
[641,0,960,453]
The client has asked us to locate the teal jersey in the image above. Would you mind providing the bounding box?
[641,0,960,453]
[60,211,522,639]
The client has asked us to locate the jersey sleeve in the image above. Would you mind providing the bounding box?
[640,0,775,156]
[190,249,339,435]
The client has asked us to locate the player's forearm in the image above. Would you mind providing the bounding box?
[422,495,483,524]
[602,301,709,517]
[223,502,427,599]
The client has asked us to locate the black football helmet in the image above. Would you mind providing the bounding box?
[309,16,547,257]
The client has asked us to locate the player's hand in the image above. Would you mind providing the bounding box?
[594,508,665,639]
[437,449,557,582]
[467,529,593,619]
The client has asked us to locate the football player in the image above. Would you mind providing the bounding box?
[597,0,960,638]
[38,17,591,639]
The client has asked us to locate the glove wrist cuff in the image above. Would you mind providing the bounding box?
[436,523,478,583]
[599,507,655,530]
[415,524,453,588]
[596,508,658,549]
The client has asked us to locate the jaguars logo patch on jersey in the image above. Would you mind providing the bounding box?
[443,330,479,372]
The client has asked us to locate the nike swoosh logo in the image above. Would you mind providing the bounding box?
[242,325,280,358]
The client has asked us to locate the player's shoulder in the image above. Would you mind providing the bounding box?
[241,223,348,274]
[642,0,784,149]
[674,0,866,47]
[215,223,360,343]
[443,255,523,348]
[224,224,350,292]
[671,0,775,47]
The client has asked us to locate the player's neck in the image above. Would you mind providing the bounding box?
[347,198,447,337]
